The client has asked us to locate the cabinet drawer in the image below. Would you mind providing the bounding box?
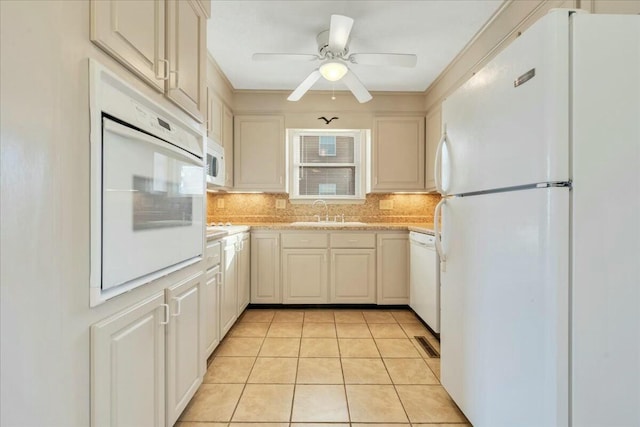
[330,233,376,248]
[281,233,328,248]
[205,240,221,269]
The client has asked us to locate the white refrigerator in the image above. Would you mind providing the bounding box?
[435,10,639,427]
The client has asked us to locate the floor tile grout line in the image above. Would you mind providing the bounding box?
[375,337,413,425]
[288,329,304,424]
[223,324,266,423]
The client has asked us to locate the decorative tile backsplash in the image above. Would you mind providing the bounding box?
[206,193,441,224]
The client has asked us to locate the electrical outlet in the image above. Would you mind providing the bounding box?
[275,199,286,209]
[217,198,225,209]
[379,200,394,210]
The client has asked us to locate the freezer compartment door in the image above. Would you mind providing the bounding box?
[440,188,569,426]
[572,14,640,427]
[440,10,570,195]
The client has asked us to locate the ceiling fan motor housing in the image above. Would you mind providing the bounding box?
[317,30,348,58]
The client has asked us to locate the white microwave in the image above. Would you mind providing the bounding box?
[206,139,225,187]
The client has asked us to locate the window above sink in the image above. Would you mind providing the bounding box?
[288,129,369,204]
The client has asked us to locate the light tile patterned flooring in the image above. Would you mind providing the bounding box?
[176,308,470,427]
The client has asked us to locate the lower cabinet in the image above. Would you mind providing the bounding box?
[91,271,204,427]
[330,249,376,303]
[220,237,238,338]
[282,249,328,303]
[250,232,281,303]
[91,292,166,427]
[236,232,251,314]
[201,265,220,359]
[165,273,203,426]
[377,233,410,304]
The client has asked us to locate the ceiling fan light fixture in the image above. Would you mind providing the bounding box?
[319,61,348,82]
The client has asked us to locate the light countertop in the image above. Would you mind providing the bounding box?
[207,223,435,239]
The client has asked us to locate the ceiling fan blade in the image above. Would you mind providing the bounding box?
[328,15,354,52]
[287,69,322,101]
[349,53,418,68]
[341,70,372,103]
[253,53,318,62]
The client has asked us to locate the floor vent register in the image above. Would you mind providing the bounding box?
[415,335,440,358]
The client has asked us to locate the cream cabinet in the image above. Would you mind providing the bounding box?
[220,237,238,338]
[207,88,223,142]
[91,292,166,427]
[330,249,376,303]
[282,249,329,304]
[202,239,221,360]
[376,233,410,304]
[90,0,166,92]
[251,232,281,304]
[425,108,442,191]
[223,105,234,187]
[165,273,203,427]
[234,115,286,192]
[236,232,251,315]
[91,0,208,122]
[372,116,426,191]
[165,0,207,121]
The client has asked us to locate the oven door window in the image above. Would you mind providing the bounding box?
[101,118,204,290]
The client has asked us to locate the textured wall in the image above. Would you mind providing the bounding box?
[207,193,441,224]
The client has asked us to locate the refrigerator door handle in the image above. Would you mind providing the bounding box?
[434,198,447,271]
[435,124,449,195]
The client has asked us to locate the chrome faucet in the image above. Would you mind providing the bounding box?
[312,199,329,222]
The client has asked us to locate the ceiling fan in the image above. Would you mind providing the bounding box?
[252,15,417,103]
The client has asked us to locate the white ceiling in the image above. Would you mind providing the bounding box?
[207,1,504,93]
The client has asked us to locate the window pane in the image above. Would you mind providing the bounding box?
[298,167,355,196]
[300,136,354,163]
[319,136,336,156]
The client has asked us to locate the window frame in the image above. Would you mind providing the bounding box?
[288,129,368,203]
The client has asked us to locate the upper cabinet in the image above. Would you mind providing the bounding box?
[222,105,234,187]
[425,108,442,192]
[371,116,426,192]
[90,0,166,92]
[165,0,207,121]
[91,0,209,122]
[234,115,286,192]
[207,88,223,142]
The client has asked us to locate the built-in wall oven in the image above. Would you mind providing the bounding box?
[89,60,205,306]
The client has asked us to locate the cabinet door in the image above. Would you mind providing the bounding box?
[234,115,285,191]
[372,117,425,191]
[90,0,166,92]
[165,273,203,427]
[330,249,376,303]
[221,239,238,337]
[377,233,410,305]
[166,0,206,122]
[236,233,251,315]
[282,249,328,304]
[207,89,223,142]
[91,292,166,427]
[223,105,234,187]
[202,265,220,359]
[251,232,281,304]
[425,108,442,191]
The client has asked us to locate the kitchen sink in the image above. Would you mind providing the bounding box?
[290,221,367,227]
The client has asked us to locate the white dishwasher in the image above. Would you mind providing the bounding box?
[409,231,440,333]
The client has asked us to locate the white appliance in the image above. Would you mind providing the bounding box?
[409,231,440,333]
[89,59,205,306]
[206,139,225,187]
[434,10,639,427]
